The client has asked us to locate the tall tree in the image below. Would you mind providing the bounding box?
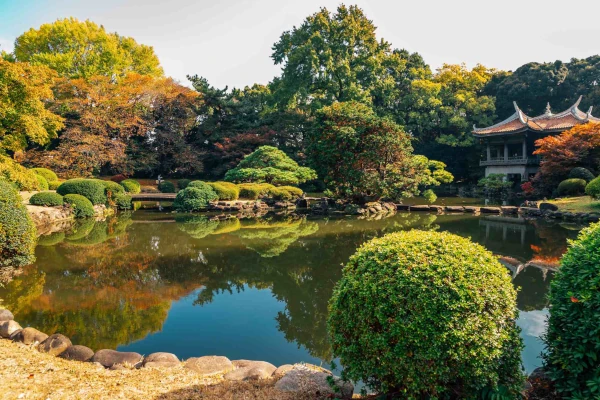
[13,18,163,79]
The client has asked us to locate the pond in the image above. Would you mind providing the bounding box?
[0,210,584,376]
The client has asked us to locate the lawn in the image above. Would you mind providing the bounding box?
[547,196,600,213]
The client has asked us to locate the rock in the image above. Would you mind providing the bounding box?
[520,200,538,208]
[275,364,353,399]
[343,204,363,215]
[501,206,518,214]
[587,214,600,222]
[0,320,22,338]
[91,349,143,368]
[463,206,480,213]
[38,334,72,356]
[224,360,277,381]
[445,206,465,212]
[429,205,444,213]
[396,204,410,211]
[272,364,294,378]
[296,198,308,208]
[539,202,559,212]
[8,329,22,341]
[15,327,48,345]
[143,352,179,368]
[185,356,234,376]
[59,345,94,362]
[519,207,542,216]
[0,309,14,322]
[480,207,501,214]
[409,205,430,211]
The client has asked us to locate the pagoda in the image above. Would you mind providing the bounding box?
[472,96,599,181]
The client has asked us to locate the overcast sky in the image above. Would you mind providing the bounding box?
[2,0,600,89]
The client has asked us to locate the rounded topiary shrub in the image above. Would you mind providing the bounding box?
[97,179,125,196]
[237,183,275,200]
[557,178,587,197]
[29,192,64,207]
[63,194,95,218]
[173,184,218,212]
[177,179,191,190]
[585,176,600,199]
[0,180,37,268]
[31,167,58,182]
[208,181,240,200]
[568,167,595,182]
[158,181,176,193]
[120,179,141,194]
[48,180,61,190]
[271,185,303,200]
[35,174,49,191]
[543,223,600,399]
[57,179,106,205]
[328,230,524,398]
[114,193,132,210]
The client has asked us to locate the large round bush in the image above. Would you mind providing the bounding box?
[0,180,37,268]
[173,184,218,212]
[328,230,523,397]
[29,192,64,207]
[48,180,61,190]
[207,181,240,200]
[35,174,49,191]
[585,176,600,199]
[158,181,176,193]
[568,167,595,182]
[237,183,275,200]
[63,194,95,218]
[177,179,191,190]
[31,167,58,182]
[114,193,132,210]
[120,179,141,194]
[557,178,587,197]
[97,179,125,196]
[543,223,600,399]
[57,179,106,205]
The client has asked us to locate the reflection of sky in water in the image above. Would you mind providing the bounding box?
[517,309,548,373]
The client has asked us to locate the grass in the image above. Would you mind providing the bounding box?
[0,339,317,400]
[547,196,600,213]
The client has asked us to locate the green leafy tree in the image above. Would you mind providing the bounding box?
[225,146,316,185]
[13,18,163,79]
[309,101,452,201]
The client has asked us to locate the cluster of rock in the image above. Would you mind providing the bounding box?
[208,200,270,213]
[0,309,353,399]
[26,202,113,229]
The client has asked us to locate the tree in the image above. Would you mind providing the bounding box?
[13,18,163,79]
[224,145,317,185]
[0,58,63,154]
[308,101,452,201]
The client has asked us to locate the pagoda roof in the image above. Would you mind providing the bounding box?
[473,96,600,137]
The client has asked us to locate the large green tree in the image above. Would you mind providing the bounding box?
[14,18,163,79]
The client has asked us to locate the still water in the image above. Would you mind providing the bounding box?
[0,210,583,374]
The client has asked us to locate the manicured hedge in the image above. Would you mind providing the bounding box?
[568,167,595,182]
[97,179,125,197]
[158,181,176,193]
[585,176,600,199]
[35,174,49,191]
[237,183,276,200]
[63,194,95,218]
[271,185,303,200]
[57,179,106,205]
[0,180,37,268]
[208,181,240,200]
[328,230,524,397]
[48,180,61,190]
[173,184,218,212]
[544,223,600,398]
[557,178,587,197]
[177,179,191,190]
[31,168,58,182]
[120,179,141,194]
[114,193,132,210]
[0,155,40,191]
[29,192,64,207]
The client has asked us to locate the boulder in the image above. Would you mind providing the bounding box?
[143,352,179,368]
[429,205,444,213]
[38,334,72,356]
[501,206,518,214]
[296,198,309,208]
[539,202,559,212]
[275,364,353,399]
[409,205,430,211]
[344,204,363,215]
[60,345,94,362]
[185,356,234,376]
[445,206,465,212]
[0,309,14,322]
[395,204,409,211]
[272,364,294,378]
[8,329,22,341]
[520,207,542,216]
[15,327,48,345]
[91,349,143,368]
[480,207,501,214]
[463,206,480,213]
[224,360,277,381]
[0,320,22,338]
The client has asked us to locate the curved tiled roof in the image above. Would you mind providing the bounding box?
[473,96,600,136]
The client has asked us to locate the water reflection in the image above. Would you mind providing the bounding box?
[0,211,583,372]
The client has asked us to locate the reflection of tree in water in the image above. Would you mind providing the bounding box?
[529,220,580,267]
[513,267,554,312]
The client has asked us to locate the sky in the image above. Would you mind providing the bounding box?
[2,0,600,89]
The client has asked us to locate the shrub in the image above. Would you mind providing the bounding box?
[585,176,600,199]
[35,174,49,191]
[63,194,95,218]
[422,188,437,203]
[477,174,512,198]
[173,184,218,212]
[557,178,587,197]
[114,193,132,210]
[158,181,176,193]
[110,174,127,183]
[29,192,64,207]
[543,223,600,399]
[237,183,276,200]
[120,179,141,194]
[0,155,40,191]
[57,179,106,205]
[97,179,125,196]
[328,230,524,397]
[177,179,191,190]
[277,186,303,198]
[31,167,58,182]
[48,180,61,190]
[568,167,595,182]
[0,180,37,268]
[208,181,240,200]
